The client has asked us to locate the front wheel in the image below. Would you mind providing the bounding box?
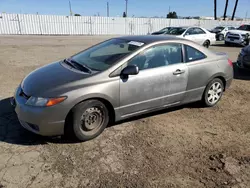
[71,100,109,141]
[202,78,224,107]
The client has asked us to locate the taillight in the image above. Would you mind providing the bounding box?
[228,59,233,67]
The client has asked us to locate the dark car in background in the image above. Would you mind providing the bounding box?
[237,45,250,70]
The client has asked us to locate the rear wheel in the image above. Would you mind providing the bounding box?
[71,100,109,141]
[202,78,224,107]
[203,40,210,48]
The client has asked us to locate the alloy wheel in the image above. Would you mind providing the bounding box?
[207,82,223,105]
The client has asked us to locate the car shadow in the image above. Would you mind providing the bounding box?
[212,43,242,48]
[0,97,74,145]
[1,97,203,145]
[110,102,202,127]
[233,63,250,81]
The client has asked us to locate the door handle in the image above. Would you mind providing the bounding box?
[173,69,185,75]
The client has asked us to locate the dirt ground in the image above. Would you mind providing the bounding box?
[0,35,250,188]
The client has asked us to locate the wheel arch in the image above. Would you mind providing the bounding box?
[64,94,116,133]
[206,73,227,91]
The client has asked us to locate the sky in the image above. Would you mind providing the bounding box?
[0,0,249,18]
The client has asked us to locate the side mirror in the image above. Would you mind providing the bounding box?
[121,65,139,76]
[184,33,189,37]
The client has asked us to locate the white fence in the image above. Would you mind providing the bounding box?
[0,13,247,35]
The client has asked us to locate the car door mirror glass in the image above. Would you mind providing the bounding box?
[121,65,139,76]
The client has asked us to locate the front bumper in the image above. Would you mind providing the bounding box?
[225,38,246,46]
[12,86,66,136]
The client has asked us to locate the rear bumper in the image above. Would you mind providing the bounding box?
[12,86,66,136]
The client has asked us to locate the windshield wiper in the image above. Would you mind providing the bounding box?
[64,58,92,74]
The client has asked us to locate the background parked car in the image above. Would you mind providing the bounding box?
[237,45,250,70]
[150,27,173,35]
[225,24,250,46]
[159,26,216,48]
[210,26,236,41]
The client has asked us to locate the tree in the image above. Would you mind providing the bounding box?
[167,11,178,19]
[232,0,239,20]
[74,13,81,16]
[214,0,217,20]
[223,0,229,20]
[123,12,127,17]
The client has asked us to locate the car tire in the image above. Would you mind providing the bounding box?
[203,40,210,48]
[71,100,109,141]
[218,34,224,41]
[202,78,224,107]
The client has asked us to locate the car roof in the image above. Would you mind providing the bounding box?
[115,35,187,44]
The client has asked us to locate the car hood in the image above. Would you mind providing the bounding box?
[229,30,250,34]
[21,61,93,97]
[211,29,222,33]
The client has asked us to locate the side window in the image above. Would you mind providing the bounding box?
[194,28,206,34]
[127,43,183,70]
[186,28,195,35]
[185,45,206,62]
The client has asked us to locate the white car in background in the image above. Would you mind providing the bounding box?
[210,26,236,41]
[225,24,250,46]
[163,26,216,48]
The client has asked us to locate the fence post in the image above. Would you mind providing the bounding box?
[17,14,22,35]
[37,12,42,35]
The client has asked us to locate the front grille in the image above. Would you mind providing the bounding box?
[228,36,240,40]
[19,89,30,99]
[230,33,240,37]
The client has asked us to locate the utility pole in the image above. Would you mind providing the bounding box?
[231,0,239,20]
[69,0,73,16]
[107,2,109,17]
[245,11,248,21]
[125,0,128,17]
[168,6,170,14]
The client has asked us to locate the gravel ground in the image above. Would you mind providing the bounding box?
[0,35,250,188]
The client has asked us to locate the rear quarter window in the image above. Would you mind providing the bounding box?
[185,45,207,62]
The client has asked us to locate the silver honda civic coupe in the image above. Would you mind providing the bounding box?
[11,35,234,141]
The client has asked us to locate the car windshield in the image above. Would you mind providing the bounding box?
[165,27,187,35]
[159,27,170,32]
[69,38,144,72]
[237,25,250,31]
[215,26,225,30]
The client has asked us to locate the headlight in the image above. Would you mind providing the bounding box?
[26,96,66,107]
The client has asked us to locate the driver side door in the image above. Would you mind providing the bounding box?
[117,43,188,118]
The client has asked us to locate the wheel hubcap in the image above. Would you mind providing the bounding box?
[207,82,223,104]
[81,107,104,131]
